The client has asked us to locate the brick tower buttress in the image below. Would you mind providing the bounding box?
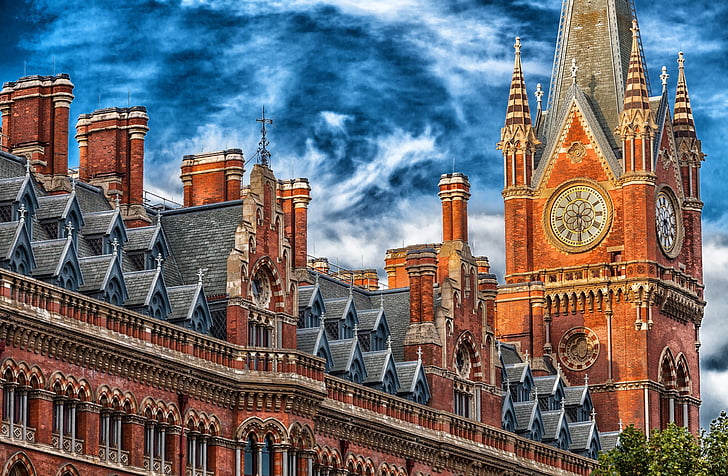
[0,74,75,192]
[180,149,245,207]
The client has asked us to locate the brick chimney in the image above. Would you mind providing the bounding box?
[278,178,311,269]
[76,106,150,226]
[0,74,74,192]
[438,173,470,242]
[180,149,245,207]
[404,247,441,364]
[309,257,330,274]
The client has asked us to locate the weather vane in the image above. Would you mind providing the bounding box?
[256,106,273,167]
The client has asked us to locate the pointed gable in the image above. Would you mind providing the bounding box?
[167,282,212,334]
[298,282,326,328]
[36,192,84,242]
[79,254,128,305]
[124,221,170,271]
[297,326,333,371]
[0,219,35,274]
[124,268,171,319]
[569,420,602,459]
[31,237,83,291]
[362,349,400,394]
[81,209,128,256]
[395,360,430,405]
[329,338,367,384]
[0,174,39,237]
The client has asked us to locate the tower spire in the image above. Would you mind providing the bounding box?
[497,37,540,188]
[621,20,650,114]
[673,52,704,200]
[673,52,698,140]
[256,106,273,167]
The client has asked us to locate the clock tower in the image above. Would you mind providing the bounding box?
[495,0,705,434]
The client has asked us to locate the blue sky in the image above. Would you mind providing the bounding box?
[3,0,727,427]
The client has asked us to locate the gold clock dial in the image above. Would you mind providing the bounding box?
[656,190,678,254]
[549,184,609,249]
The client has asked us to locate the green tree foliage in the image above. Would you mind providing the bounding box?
[593,412,728,476]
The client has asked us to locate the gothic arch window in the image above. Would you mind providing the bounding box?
[59,261,80,292]
[106,276,124,306]
[8,463,31,476]
[2,369,32,442]
[659,349,677,429]
[98,393,132,466]
[243,433,258,476]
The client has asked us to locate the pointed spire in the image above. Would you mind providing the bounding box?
[504,37,532,127]
[622,20,650,113]
[673,52,697,139]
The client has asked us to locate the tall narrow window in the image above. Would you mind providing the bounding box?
[244,434,257,476]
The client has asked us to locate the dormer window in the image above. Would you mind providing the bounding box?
[0,205,12,222]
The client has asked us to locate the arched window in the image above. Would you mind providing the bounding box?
[186,418,216,474]
[52,382,83,454]
[144,408,173,474]
[244,434,257,476]
[261,435,274,476]
[99,395,131,465]
[2,369,31,441]
[8,462,31,476]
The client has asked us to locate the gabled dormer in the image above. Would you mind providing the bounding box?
[395,359,431,405]
[363,348,400,394]
[79,253,128,305]
[80,209,128,256]
[502,389,517,433]
[563,385,594,423]
[503,362,535,403]
[0,219,35,274]
[297,325,333,372]
[357,305,390,352]
[568,420,602,460]
[124,267,171,320]
[298,281,326,328]
[124,220,170,271]
[36,192,84,245]
[167,281,212,334]
[514,400,544,442]
[323,294,358,340]
[542,410,572,451]
[31,235,83,291]
[534,374,566,411]
[0,173,39,238]
[329,338,367,385]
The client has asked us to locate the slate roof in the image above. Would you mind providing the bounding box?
[0,222,21,260]
[500,343,523,365]
[82,210,118,236]
[78,255,114,292]
[73,181,112,214]
[362,350,390,383]
[296,327,322,355]
[125,225,158,251]
[324,297,350,319]
[379,289,410,362]
[124,269,159,307]
[298,285,316,309]
[0,152,25,179]
[167,284,199,321]
[505,363,530,384]
[0,176,26,202]
[569,421,597,451]
[542,410,566,440]
[534,375,560,396]
[599,431,620,452]
[564,386,588,406]
[35,194,72,221]
[395,360,420,393]
[160,201,242,297]
[514,401,538,432]
[357,309,382,331]
[31,239,68,277]
[329,338,357,373]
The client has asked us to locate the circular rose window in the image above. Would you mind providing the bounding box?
[558,327,600,371]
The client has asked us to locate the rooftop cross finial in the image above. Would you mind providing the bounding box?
[114,193,121,211]
[417,346,423,363]
[619,419,623,431]
[497,340,502,357]
[353,323,359,336]
[65,221,74,238]
[17,204,27,222]
[660,66,669,92]
[535,83,544,111]
[155,252,164,270]
[70,176,76,193]
[387,335,392,351]
[111,237,120,256]
[25,158,31,176]
[561,398,565,411]
[533,386,538,401]
[556,362,562,376]
[256,106,273,167]
[197,267,207,285]
[570,58,579,84]
[320,312,326,330]
[591,407,597,422]
[524,349,530,364]
[584,374,589,385]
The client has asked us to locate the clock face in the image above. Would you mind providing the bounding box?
[549,184,610,249]
[656,190,678,254]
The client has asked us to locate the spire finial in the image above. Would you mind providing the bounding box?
[556,362,562,376]
[379,292,384,310]
[533,386,538,401]
[591,407,597,422]
[111,237,120,256]
[25,158,31,176]
[619,419,623,431]
[497,340,502,358]
[155,252,164,270]
[114,193,121,211]
[197,267,206,285]
[584,373,589,385]
[524,349,530,365]
[65,221,74,239]
[70,176,76,193]
[386,335,392,351]
[678,51,685,69]
[514,36,522,55]
[17,204,27,222]
[320,312,326,331]
[417,346,423,362]
[660,66,669,92]
[535,83,544,111]
[256,106,273,167]
[353,323,359,336]
[570,58,578,84]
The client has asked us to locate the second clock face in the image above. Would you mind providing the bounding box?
[549,184,610,249]
[656,190,678,254]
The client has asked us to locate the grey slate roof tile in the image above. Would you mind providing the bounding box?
[569,421,596,451]
[0,222,20,259]
[514,401,537,432]
[31,239,68,276]
[395,361,419,393]
[505,363,529,384]
[74,182,112,214]
[564,386,588,406]
[36,194,71,221]
[0,176,26,202]
[542,410,564,440]
[534,375,560,396]
[125,226,157,252]
[81,210,117,236]
[296,327,321,355]
[0,152,25,179]
[599,431,620,452]
[160,201,242,297]
[78,255,114,292]
[362,350,389,383]
[329,338,357,373]
[298,285,315,309]
[124,269,158,307]
[167,284,199,321]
